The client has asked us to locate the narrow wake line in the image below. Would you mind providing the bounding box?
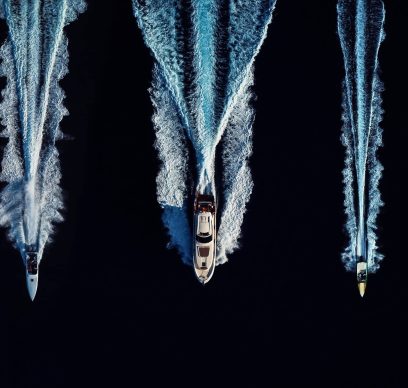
[337,0,385,272]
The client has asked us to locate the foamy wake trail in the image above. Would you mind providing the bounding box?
[337,0,385,272]
[151,66,191,263]
[133,0,276,265]
[0,0,86,262]
[217,70,255,264]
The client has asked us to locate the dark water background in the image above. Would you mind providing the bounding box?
[1,0,408,386]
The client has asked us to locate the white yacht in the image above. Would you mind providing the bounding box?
[193,194,216,284]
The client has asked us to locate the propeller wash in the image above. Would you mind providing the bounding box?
[337,0,385,287]
[133,0,276,267]
[0,0,86,299]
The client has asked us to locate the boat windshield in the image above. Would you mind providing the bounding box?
[196,235,212,244]
[357,271,367,282]
[27,255,38,275]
